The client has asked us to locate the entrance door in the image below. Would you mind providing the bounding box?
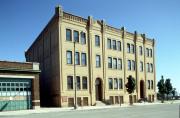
[0,78,32,111]
[140,80,144,98]
[95,78,102,101]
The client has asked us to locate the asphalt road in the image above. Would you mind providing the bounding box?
[1,104,180,118]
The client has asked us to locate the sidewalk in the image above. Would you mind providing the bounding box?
[0,100,180,116]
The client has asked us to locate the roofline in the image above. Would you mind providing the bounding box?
[25,6,155,55]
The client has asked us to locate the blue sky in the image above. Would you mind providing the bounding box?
[0,0,180,93]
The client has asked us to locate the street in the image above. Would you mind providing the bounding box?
[1,103,180,118]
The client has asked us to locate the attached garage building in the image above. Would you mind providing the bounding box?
[0,61,40,111]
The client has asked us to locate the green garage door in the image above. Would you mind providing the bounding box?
[0,78,32,111]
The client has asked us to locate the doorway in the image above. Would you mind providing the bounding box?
[140,80,144,98]
[95,78,102,101]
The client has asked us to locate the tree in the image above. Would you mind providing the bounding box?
[157,76,166,103]
[171,88,176,99]
[125,75,136,105]
[165,78,173,100]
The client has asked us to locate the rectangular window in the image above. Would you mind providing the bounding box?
[81,32,86,44]
[128,60,131,70]
[132,60,135,71]
[117,58,122,70]
[150,49,153,57]
[66,29,72,41]
[108,78,113,89]
[75,52,80,65]
[112,40,116,50]
[147,63,150,72]
[96,55,101,67]
[140,61,143,72]
[127,43,130,53]
[146,48,149,57]
[113,58,117,69]
[119,78,123,89]
[95,35,100,47]
[81,53,87,66]
[108,57,112,68]
[131,44,135,53]
[150,63,153,72]
[114,78,118,89]
[82,77,88,89]
[74,30,79,42]
[76,76,81,90]
[117,41,121,51]
[139,46,143,55]
[66,51,72,64]
[151,80,153,89]
[148,80,150,89]
[67,76,73,90]
[107,39,111,49]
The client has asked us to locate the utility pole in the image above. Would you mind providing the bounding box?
[74,41,77,109]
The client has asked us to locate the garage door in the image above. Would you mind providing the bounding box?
[0,78,32,111]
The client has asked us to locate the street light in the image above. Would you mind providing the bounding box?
[74,41,77,109]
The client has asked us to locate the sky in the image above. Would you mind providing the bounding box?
[0,0,180,93]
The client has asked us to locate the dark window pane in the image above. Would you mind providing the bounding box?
[67,76,73,89]
[95,35,100,47]
[96,55,101,67]
[76,76,81,90]
[81,53,87,66]
[81,32,86,44]
[74,31,79,42]
[107,39,111,49]
[67,51,72,64]
[66,29,72,41]
[82,77,87,89]
[108,57,112,68]
[75,52,80,65]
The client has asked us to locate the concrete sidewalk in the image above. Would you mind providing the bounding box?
[0,100,180,116]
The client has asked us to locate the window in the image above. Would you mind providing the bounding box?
[67,76,73,89]
[108,57,112,68]
[146,63,150,72]
[128,60,131,70]
[117,41,121,51]
[74,30,79,42]
[81,32,86,44]
[107,39,111,49]
[150,49,153,57]
[140,61,143,72]
[117,58,122,70]
[132,60,135,71]
[82,77,88,89]
[148,80,150,89]
[75,52,80,65]
[81,53,87,66]
[66,51,72,64]
[127,43,130,53]
[119,78,123,89]
[76,76,81,90]
[114,78,118,89]
[146,48,149,57]
[139,46,143,55]
[96,55,101,67]
[113,58,117,69]
[112,40,116,50]
[150,63,153,72]
[151,80,153,89]
[108,78,113,89]
[66,29,72,41]
[131,44,135,53]
[95,35,100,47]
